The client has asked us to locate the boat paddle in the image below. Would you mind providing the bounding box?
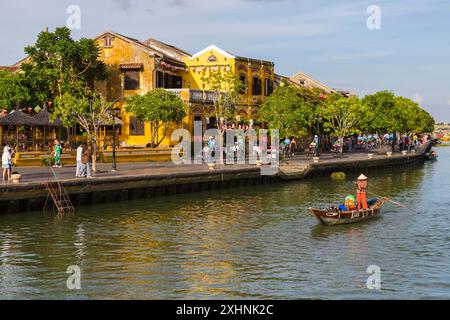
[369,193,421,214]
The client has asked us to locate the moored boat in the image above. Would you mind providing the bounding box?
[309,198,387,226]
[426,151,438,161]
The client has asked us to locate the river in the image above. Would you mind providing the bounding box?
[0,146,449,299]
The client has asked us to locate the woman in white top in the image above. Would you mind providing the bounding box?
[2,145,12,182]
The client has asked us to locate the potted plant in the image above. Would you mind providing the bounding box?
[207,162,216,170]
[10,171,22,184]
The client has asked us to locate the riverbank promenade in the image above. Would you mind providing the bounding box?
[0,150,424,186]
[0,142,432,214]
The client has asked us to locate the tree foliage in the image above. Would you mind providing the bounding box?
[53,92,114,172]
[126,89,186,147]
[319,94,363,154]
[361,91,435,134]
[260,86,435,143]
[200,68,244,132]
[260,86,314,138]
[22,27,106,106]
[0,70,29,111]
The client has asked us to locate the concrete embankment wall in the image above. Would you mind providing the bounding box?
[0,167,276,214]
[0,142,433,215]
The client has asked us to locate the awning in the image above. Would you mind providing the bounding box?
[119,63,143,70]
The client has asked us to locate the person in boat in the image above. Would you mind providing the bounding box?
[357,174,368,210]
[338,195,356,211]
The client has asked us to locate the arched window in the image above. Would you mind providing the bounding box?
[207,55,217,62]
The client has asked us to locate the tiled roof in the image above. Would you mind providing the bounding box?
[0,66,20,72]
[143,38,191,61]
[119,63,143,70]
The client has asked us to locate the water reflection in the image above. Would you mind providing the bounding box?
[0,147,448,299]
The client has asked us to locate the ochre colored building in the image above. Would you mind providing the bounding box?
[94,31,275,147]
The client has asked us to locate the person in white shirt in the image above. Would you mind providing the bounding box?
[75,143,84,178]
[2,145,12,183]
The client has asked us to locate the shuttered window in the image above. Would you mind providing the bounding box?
[264,79,273,96]
[129,117,145,136]
[124,71,140,90]
[239,74,247,94]
[252,76,262,96]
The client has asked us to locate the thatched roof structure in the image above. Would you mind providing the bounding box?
[0,110,35,126]
[32,108,63,126]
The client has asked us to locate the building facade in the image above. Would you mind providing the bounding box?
[94,31,275,147]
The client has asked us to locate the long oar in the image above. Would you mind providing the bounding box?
[370,193,421,214]
[341,180,421,214]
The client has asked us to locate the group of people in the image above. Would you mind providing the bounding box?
[51,140,93,178]
[382,133,430,150]
[398,133,429,151]
[345,134,380,152]
[281,137,298,157]
[75,143,92,178]
[51,140,92,178]
[2,145,14,183]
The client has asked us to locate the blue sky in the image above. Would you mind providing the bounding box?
[1,0,449,121]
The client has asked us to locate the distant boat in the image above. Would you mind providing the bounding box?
[425,151,438,161]
[309,198,387,226]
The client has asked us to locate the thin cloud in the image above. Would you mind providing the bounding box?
[413,93,424,104]
[112,0,132,10]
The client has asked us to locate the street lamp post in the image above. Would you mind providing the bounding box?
[112,120,117,171]
[315,116,322,157]
[111,108,120,172]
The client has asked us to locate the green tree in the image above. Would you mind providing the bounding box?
[319,94,362,155]
[394,97,435,134]
[295,86,327,133]
[362,91,402,133]
[0,70,29,111]
[259,85,318,139]
[362,91,435,134]
[22,26,106,106]
[200,68,244,132]
[53,92,114,173]
[126,89,186,148]
[416,109,435,133]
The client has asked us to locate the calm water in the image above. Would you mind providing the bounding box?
[1,146,449,300]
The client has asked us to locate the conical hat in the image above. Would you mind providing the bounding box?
[358,174,368,180]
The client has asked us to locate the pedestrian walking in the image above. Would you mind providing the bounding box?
[2,145,12,183]
[52,139,62,168]
[76,143,84,178]
[81,144,92,178]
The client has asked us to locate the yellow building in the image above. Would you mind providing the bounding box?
[94,31,275,147]
[94,31,191,147]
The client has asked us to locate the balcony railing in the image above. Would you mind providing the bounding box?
[164,88,218,104]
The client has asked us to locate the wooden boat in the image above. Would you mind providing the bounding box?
[425,152,438,161]
[309,198,387,226]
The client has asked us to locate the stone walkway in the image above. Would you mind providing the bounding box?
[0,150,418,186]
